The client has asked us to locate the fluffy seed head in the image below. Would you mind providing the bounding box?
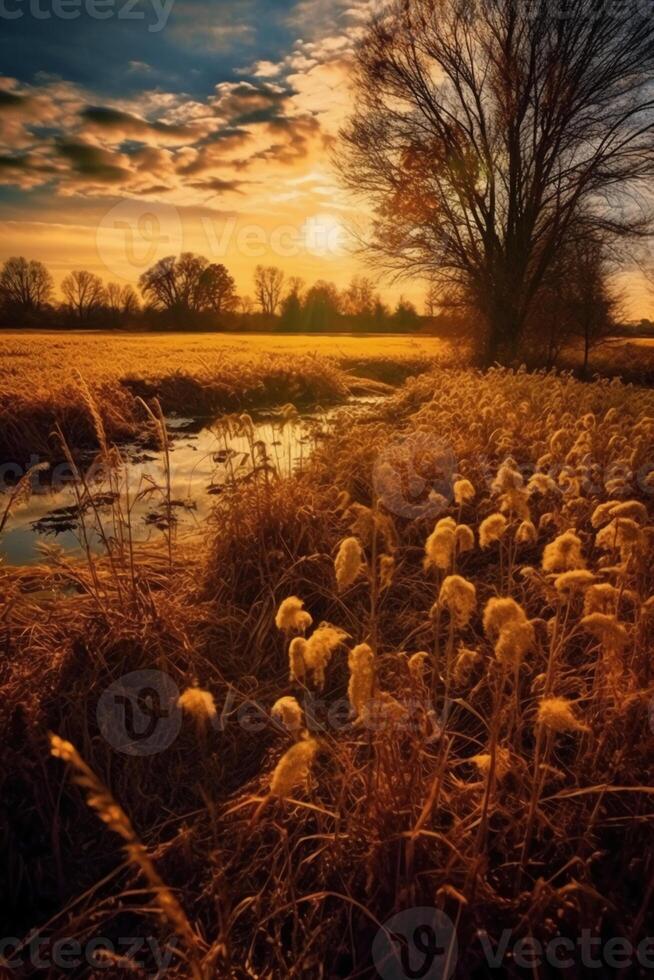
[542,531,585,572]
[424,520,456,571]
[335,537,364,591]
[438,574,477,627]
[178,687,217,724]
[271,696,304,731]
[581,613,629,650]
[609,500,647,524]
[379,554,395,591]
[471,747,512,780]
[554,570,596,596]
[270,737,319,798]
[453,646,481,685]
[516,520,537,545]
[537,697,588,734]
[479,513,507,548]
[583,583,618,616]
[275,596,313,634]
[304,624,349,689]
[348,643,375,719]
[483,597,534,668]
[454,478,475,504]
[455,524,475,553]
[289,637,307,683]
[408,651,430,681]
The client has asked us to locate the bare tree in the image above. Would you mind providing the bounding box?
[254,265,285,316]
[200,263,238,315]
[139,253,210,324]
[0,256,53,314]
[567,240,621,377]
[61,269,106,323]
[342,275,376,318]
[105,282,140,326]
[338,0,654,363]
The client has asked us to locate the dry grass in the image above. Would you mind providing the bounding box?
[0,331,452,462]
[1,360,654,976]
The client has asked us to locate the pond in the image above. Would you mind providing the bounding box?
[0,403,361,567]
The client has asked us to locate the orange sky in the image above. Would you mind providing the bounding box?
[0,0,652,318]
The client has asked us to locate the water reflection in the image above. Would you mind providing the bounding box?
[0,408,334,566]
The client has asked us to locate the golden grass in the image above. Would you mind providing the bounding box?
[0,330,452,461]
[2,361,654,976]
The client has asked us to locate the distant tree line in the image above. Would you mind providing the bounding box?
[0,254,422,333]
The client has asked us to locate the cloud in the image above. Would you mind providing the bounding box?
[80,105,196,145]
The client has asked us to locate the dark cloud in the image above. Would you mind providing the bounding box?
[80,105,194,141]
[187,177,246,193]
[56,141,131,183]
[0,91,29,110]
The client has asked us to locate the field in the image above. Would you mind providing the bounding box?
[1,334,654,977]
[0,331,453,464]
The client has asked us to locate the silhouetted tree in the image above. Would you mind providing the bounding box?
[201,263,238,315]
[61,269,106,323]
[280,277,305,331]
[342,275,376,320]
[339,0,654,364]
[105,282,140,327]
[393,297,419,332]
[303,281,341,331]
[0,256,53,319]
[568,241,621,377]
[254,265,285,316]
[139,253,209,326]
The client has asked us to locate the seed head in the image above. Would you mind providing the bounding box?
[537,697,588,734]
[275,596,313,634]
[438,574,477,627]
[270,737,319,798]
[479,513,507,548]
[178,687,217,724]
[348,643,375,719]
[335,537,364,591]
[271,696,304,732]
[453,478,475,504]
[542,530,585,572]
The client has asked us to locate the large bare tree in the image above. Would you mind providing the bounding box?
[0,256,53,314]
[338,0,654,362]
[61,269,106,323]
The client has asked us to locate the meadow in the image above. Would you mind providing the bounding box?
[0,330,451,463]
[1,334,654,977]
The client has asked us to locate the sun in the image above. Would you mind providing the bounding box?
[301,213,348,258]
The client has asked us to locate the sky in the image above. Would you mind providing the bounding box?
[0,0,393,306]
[0,0,651,317]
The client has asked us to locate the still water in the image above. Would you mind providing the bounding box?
[0,406,343,566]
